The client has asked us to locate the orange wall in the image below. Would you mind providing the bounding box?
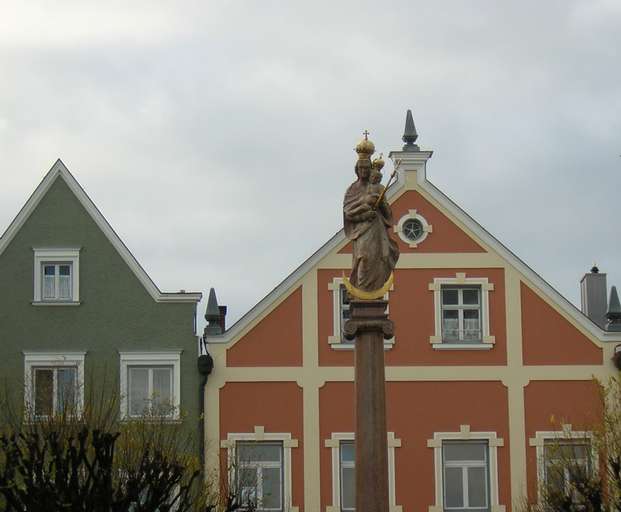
[319,381,511,511]
[521,283,602,365]
[338,189,485,254]
[392,190,486,253]
[219,382,305,510]
[318,268,507,366]
[318,382,355,509]
[227,287,303,366]
[524,380,602,502]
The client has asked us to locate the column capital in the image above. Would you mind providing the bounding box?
[343,300,394,340]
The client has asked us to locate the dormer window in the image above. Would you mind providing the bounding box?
[33,248,80,305]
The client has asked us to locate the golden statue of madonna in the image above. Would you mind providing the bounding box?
[343,132,400,299]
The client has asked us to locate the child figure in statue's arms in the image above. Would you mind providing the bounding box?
[368,154,389,213]
[369,167,384,196]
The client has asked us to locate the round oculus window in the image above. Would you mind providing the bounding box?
[402,218,424,242]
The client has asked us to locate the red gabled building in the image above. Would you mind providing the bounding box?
[203,112,621,512]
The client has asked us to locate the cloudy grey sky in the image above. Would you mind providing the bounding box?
[1,0,620,325]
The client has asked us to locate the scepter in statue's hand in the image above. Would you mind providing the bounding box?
[370,153,397,210]
[373,169,397,210]
[371,153,397,210]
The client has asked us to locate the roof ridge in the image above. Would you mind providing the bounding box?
[207,157,621,344]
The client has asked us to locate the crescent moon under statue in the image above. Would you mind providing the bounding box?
[342,272,394,300]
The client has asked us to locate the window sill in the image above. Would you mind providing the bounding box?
[24,413,83,424]
[330,339,395,351]
[32,301,81,306]
[328,505,401,512]
[120,416,182,424]
[432,342,493,351]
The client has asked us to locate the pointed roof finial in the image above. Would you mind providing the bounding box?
[606,286,621,332]
[206,288,219,317]
[402,109,419,152]
[204,288,222,335]
[608,286,621,315]
[591,262,599,274]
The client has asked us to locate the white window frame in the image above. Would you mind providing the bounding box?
[394,209,433,248]
[23,351,86,418]
[221,426,299,512]
[127,365,174,418]
[328,277,395,351]
[325,432,402,512]
[428,273,495,350]
[442,440,489,511]
[33,248,80,304]
[440,286,483,343]
[338,441,355,512]
[529,425,597,505]
[119,351,181,420]
[236,441,284,511]
[427,425,505,512]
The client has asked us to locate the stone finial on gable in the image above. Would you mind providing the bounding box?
[389,109,433,188]
[402,109,419,152]
[204,287,223,335]
[606,286,621,332]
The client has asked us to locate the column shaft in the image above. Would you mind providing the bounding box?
[346,300,393,512]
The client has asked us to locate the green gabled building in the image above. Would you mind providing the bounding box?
[0,159,202,448]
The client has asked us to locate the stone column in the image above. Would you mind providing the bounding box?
[344,299,393,512]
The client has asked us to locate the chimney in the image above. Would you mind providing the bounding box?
[580,265,608,328]
[218,305,228,332]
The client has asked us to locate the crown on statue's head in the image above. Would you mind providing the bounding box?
[355,130,375,160]
[372,153,385,171]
